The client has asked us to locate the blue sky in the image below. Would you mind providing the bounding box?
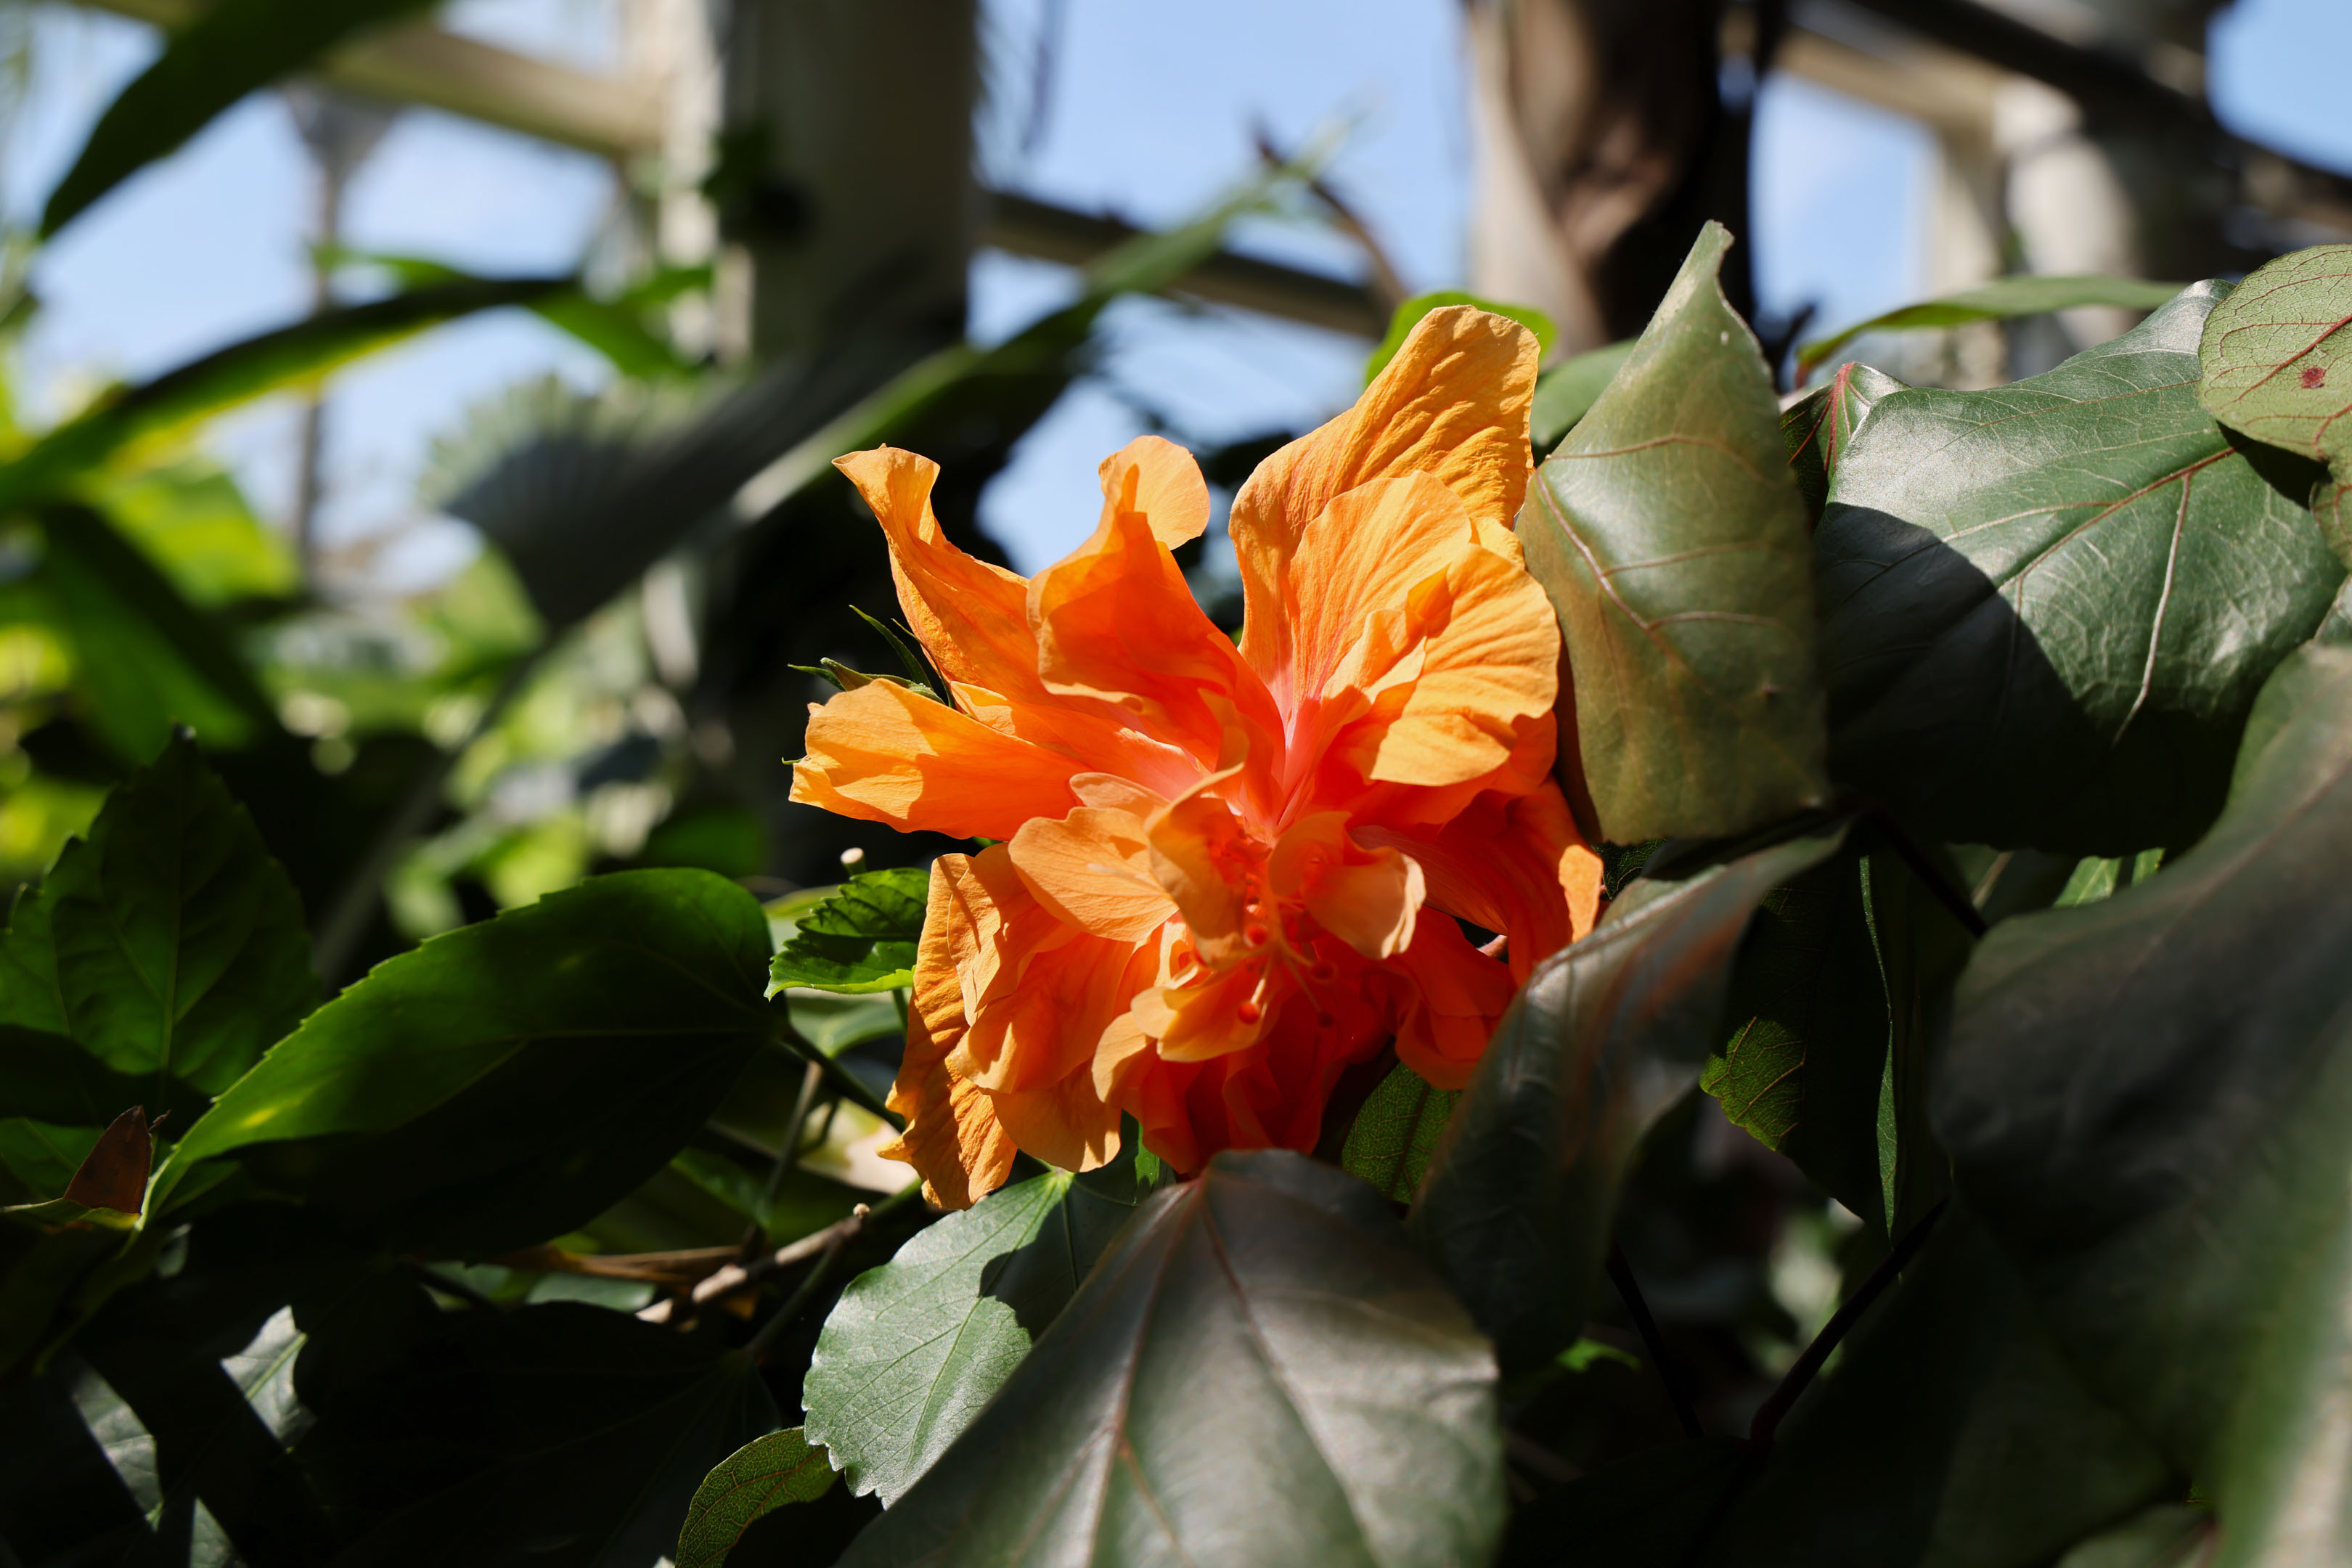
[7,0,2351,580]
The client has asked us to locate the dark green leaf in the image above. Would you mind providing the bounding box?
[39,502,279,759]
[2197,242,2352,565]
[150,869,772,1254]
[770,867,928,995]
[1699,1209,2171,1568]
[1339,1059,1457,1203]
[1530,340,1636,453]
[1366,290,1556,385]
[1781,362,1904,521]
[1818,282,2345,854]
[1410,823,1849,1375]
[676,1427,838,1568]
[41,0,436,237]
[1797,275,2184,383]
[1932,644,2352,1563]
[0,278,570,518]
[840,1151,1500,1568]
[0,731,315,1099]
[1522,221,1829,843]
[805,1148,1164,1504]
[1705,848,1891,1228]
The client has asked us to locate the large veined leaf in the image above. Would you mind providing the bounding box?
[1521,222,1829,844]
[1697,1210,2170,1568]
[1932,645,2352,1568]
[1795,275,2184,384]
[1410,824,1850,1374]
[41,0,436,237]
[769,867,928,995]
[1339,1060,1457,1204]
[1781,362,1903,522]
[838,1151,1501,1568]
[2197,242,2352,563]
[804,1152,1163,1504]
[0,731,314,1101]
[1817,281,2345,854]
[150,870,773,1254]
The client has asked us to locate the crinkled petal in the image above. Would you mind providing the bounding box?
[1097,435,1209,549]
[1388,912,1518,1089]
[1008,806,1175,947]
[791,679,1077,841]
[1231,306,1538,695]
[881,857,1023,1209]
[1267,811,1426,961]
[1357,782,1602,983]
[836,446,1043,701]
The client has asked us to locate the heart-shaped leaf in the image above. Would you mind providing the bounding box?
[2197,242,2352,564]
[838,1151,1501,1568]
[1521,221,1829,844]
[1932,644,2352,1567]
[1818,281,2345,854]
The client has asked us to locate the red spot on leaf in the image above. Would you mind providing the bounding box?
[2302,365,2329,389]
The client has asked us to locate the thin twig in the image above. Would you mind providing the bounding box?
[1861,806,1990,939]
[1608,1244,1705,1440]
[745,1058,825,1252]
[1747,1199,1948,1450]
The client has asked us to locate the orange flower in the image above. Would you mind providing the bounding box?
[792,306,1601,1206]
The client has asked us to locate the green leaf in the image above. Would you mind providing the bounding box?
[2197,242,2352,565]
[1530,339,1636,453]
[0,731,314,1098]
[1932,644,2352,1568]
[1365,290,1556,385]
[1705,847,1892,1229]
[41,0,437,237]
[806,1152,1164,1506]
[1521,221,1829,844]
[342,249,695,378]
[0,277,571,518]
[1781,362,1904,522]
[838,1151,1501,1568]
[1410,822,1850,1374]
[676,1427,838,1568]
[1818,281,2345,854]
[150,869,773,1254]
[1796,274,2184,383]
[1339,1059,1457,1203]
[1699,1209,2171,1568]
[769,867,928,995]
[38,502,279,759]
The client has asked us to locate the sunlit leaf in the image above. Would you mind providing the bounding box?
[2197,242,2352,564]
[769,867,928,995]
[1521,222,1829,843]
[1530,340,1636,453]
[1781,362,1903,522]
[676,1427,838,1568]
[1796,274,2184,384]
[1339,1059,1456,1204]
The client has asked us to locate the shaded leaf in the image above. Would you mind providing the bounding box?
[1522,222,1829,843]
[806,1150,1164,1505]
[2197,242,2352,564]
[1818,282,2345,854]
[769,867,928,995]
[1781,362,1903,521]
[150,870,772,1254]
[61,1107,152,1215]
[2054,1506,2215,1568]
[1797,275,2183,383]
[41,0,436,237]
[1932,644,2352,1568]
[841,1151,1500,1568]
[1367,290,1556,385]
[1339,1059,1457,1203]
[1501,1437,1748,1568]
[1699,1209,2171,1568]
[0,732,314,1100]
[1530,339,1636,453]
[1410,823,1849,1375]
[677,1427,838,1568]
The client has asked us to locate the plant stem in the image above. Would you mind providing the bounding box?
[1861,807,1990,939]
[1608,1243,1705,1440]
[741,1183,923,1360]
[1747,1199,1948,1449]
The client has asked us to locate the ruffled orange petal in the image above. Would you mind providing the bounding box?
[1230,306,1539,693]
[1267,811,1425,961]
[1097,435,1209,550]
[1357,782,1602,984]
[1387,912,1518,1089]
[791,679,1078,841]
[1283,473,1559,798]
[1008,806,1174,945]
[881,859,1021,1209]
[836,447,1044,701]
[1029,495,1283,783]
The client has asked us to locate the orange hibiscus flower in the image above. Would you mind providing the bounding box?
[792,306,1601,1206]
